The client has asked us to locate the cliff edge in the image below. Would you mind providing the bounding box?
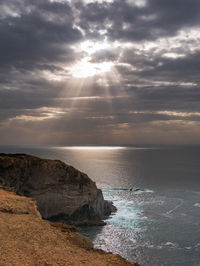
[0,189,137,265]
[0,153,115,225]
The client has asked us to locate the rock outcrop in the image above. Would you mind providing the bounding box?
[0,153,115,225]
[0,189,136,265]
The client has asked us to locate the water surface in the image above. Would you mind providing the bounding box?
[1,145,200,266]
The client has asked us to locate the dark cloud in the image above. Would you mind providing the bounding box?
[77,0,200,41]
[0,0,200,145]
[0,0,82,71]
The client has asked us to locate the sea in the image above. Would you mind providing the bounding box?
[1,145,200,266]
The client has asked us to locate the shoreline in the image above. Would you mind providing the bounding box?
[0,153,138,265]
[0,153,116,226]
[0,188,137,265]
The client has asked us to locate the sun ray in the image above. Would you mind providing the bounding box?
[68,58,114,79]
[49,38,126,143]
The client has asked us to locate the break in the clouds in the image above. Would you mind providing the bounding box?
[1,0,200,145]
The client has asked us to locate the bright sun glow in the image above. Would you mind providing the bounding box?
[80,40,112,54]
[69,58,114,78]
[68,40,116,78]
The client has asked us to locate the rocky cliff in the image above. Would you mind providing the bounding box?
[0,153,115,224]
[0,189,137,265]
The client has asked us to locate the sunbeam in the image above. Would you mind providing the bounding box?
[69,58,114,78]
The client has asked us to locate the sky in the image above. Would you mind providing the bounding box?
[1,0,200,146]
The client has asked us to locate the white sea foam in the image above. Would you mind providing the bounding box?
[194,243,200,249]
[105,196,144,228]
[165,199,183,215]
[144,242,196,251]
[185,246,192,250]
[164,242,178,248]
[134,189,154,194]
[138,243,178,250]
[194,203,200,207]
[103,188,154,193]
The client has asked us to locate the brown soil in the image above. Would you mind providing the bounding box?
[0,189,137,266]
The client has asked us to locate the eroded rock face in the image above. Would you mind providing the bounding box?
[0,189,135,266]
[0,153,115,224]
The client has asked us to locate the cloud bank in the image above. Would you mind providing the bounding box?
[1,0,200,145]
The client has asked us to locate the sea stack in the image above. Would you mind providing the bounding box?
[0,153,115,225]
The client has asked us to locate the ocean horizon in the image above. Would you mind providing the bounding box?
[1,145,200,265]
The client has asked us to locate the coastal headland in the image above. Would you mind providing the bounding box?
[0,153,137,265]
[0,189,136,265]
[0,153,116,225]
